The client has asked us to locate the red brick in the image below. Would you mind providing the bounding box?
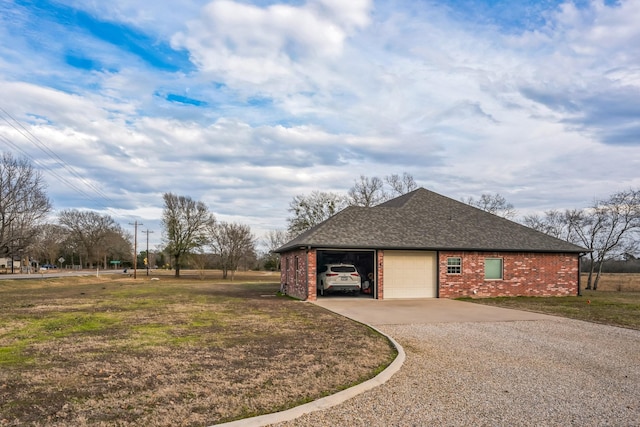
[279,249,317,301]
[438,251,579,298]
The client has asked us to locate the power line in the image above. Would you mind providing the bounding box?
[0,107,120,212]
[142,229,154,276]
[0,133,101,205]
[0,107,116,204]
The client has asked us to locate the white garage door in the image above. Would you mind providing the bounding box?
[383,251,437,299]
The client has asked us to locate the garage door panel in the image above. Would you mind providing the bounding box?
[384,251,437,299]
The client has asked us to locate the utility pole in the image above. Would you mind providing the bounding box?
[129,221,143,279]
[10,223,14,274]
[142,229,154,276]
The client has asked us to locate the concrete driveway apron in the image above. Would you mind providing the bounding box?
[313,297,556,326]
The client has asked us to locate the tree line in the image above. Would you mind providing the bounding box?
[0,152,136,272]
[0,153,258,277]
[160,192,256,278]
[522,189,640,290]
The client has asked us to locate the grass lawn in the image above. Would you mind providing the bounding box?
[459,291,640,330]
[0,271,396,426]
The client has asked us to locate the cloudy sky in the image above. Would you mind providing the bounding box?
[1,0,639,248]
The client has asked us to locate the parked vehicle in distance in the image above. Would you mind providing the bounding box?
[317,263,361,296]
[40,264,57,270]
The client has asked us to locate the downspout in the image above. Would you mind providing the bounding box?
[374,249,378,300]
[577,253,584,297]
[436,251,440,298]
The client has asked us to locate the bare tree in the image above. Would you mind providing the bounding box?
[58,210,123,268]
[347,173,418,207]
[565,207,604,290]
[209,222,255,280]
[190,249,213,280]
[385,172,417,197]
[264,229,289,251]
[287,191,347,235]
[522,214,546,232]
[0,153,52,268]
[563,189,640,290]
[161,193,215,277]
[347,175,386,207]
[262,229,289,270]
[290,173,418,234]
[30,223,68,266]
[522,210,571,240]
[465,193,516,219]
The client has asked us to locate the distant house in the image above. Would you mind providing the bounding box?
[0,256,18,272]
[276,188,586,301]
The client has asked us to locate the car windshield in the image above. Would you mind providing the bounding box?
[331,266,356,273]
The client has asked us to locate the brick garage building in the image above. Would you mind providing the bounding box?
[276,188,586,301]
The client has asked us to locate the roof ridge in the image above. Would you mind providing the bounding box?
[375,187,424,208]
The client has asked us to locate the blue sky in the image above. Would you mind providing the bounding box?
[1,0,639,248]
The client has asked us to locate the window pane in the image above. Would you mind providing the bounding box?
[447,257,461,274]
[485,258,503,280]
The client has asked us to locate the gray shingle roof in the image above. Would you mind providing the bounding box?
[276,188,586,253]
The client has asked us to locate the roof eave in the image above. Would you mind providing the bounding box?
[277,244,587,254]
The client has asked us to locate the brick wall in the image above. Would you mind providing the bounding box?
[279,249,317,301]
[307,249,317,301]
[376,250,384,299]
[438,251,579,298]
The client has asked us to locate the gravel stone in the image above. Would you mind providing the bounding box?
[272,319,640,426]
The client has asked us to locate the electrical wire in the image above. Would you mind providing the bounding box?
[0,107,127,215]
[0,133,104,205]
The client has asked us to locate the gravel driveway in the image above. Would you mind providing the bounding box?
[272,318,640,426]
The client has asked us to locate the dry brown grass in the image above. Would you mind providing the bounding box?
[582,273,640,292]
[463,274,640,330]
[0,271,396,426]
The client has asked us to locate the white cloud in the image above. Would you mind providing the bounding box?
[172,0,372,88]
[1,0,639,245]
[499,1,640,146]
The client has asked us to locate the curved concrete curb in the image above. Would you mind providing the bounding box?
[211,326,405,427]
